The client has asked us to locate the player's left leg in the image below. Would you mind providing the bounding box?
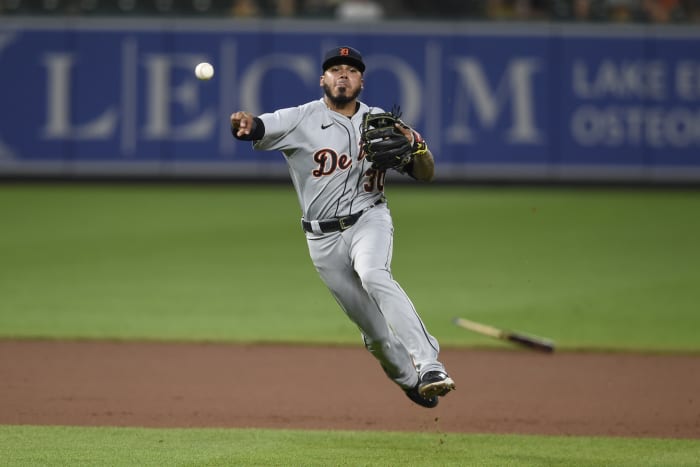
[349,204,449,378]
[306,231,419,390]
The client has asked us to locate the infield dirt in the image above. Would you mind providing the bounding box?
[1,340,699,439]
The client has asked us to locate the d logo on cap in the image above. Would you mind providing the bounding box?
[322,46,366,73]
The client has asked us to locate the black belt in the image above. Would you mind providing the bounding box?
[302,199,383,234]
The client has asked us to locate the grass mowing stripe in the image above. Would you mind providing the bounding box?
[1,425,699,467]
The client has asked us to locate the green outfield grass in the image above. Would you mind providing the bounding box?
[1,183,699,352]
[2,425,699,466]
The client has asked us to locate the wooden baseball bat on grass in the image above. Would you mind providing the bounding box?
[452,317,555,353]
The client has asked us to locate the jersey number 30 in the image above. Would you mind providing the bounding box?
[364,169,385,192]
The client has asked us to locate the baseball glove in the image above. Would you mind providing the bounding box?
[360,109,413,172]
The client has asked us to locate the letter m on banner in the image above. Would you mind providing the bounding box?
[447,57,543,144]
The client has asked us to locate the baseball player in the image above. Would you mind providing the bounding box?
[230,46,455,408]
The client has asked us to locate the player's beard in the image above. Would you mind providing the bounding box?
[323,82,362,106]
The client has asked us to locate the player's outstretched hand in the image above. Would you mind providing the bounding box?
[230,111,255,138]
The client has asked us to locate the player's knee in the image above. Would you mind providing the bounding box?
[359,268,392,292]
[366,338,393,358]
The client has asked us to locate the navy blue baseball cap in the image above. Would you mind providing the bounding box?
[322,46,365,73]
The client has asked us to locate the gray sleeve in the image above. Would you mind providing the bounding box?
[253,106,304,152]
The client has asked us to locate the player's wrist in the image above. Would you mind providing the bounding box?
[232,117,266,141]
[412,140,428,157]
[410,130,428,157]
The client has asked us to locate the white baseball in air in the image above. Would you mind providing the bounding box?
[195,62,214,80]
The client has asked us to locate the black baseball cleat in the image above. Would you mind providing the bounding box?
[418,371,456,399]
[405,385,439,408]
[405,371,456,408]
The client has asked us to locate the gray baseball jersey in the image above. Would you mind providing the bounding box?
[254,98,382,222]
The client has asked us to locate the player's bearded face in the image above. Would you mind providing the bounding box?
[322,72,362,106]
[323,81,362,105]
